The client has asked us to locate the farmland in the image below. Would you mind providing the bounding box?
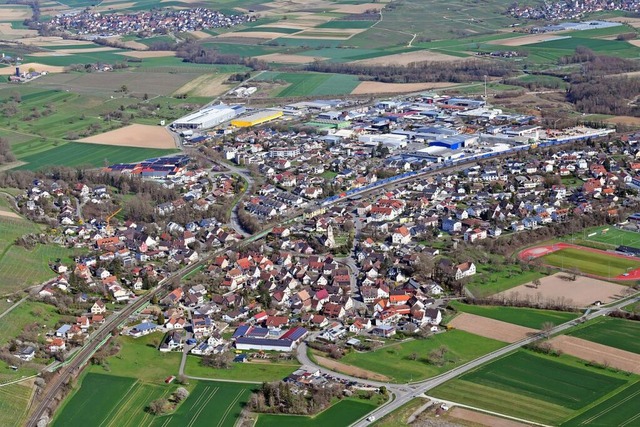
[431,351,634,425]
[567,317,640,354]
[254,72,361,97]
[0,380,35,427]
[562,380,640,427]
[448,301,579,329]
[541,247,640,277]
[335,330,505,383]
[256,398,379,427]
[184,355,300,382]
[150,381,254,427]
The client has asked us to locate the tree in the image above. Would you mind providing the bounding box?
[533,278,541,289]
[148,398,170,415]
[174,387,189,402]
[541,321,555,338]
[157,312,165,326]
[120,85,129,94]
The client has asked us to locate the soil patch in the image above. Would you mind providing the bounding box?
[79,124,176,149]
[0,63,66,74]
[496,272,627,307]
[351,50,463,66]
[549,335,640,374]
[607,116,640,126]
[0,209,22,219]
[55,47,118,54]
[216,31,283,39]
[487,34,566,46]
[174,74,231,97]
[19,37,91,46]
[122,40,149,50]
[0,6,32,20]
[0,23,37,37]
[351,81,459,95]
[314,354,390,381]
[118,50,175,58]
[448,313,536,343]
[450,407,531,427]
[257,53,328,64]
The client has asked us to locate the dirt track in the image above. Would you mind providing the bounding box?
[549,335,640,374]
[448,313,536,343]
[497,272,627,307]
[79,124,176,149]
[314,354,390,381]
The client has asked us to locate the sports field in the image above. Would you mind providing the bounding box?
[541,247,640,278]
[562,380,640,427]
[567,317,640,354]
[256,398,378,427]
[336,330,505,383]
[431,351,632,425]
[567,225,640,249]
[449,301,579,329]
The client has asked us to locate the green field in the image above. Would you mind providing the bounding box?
[255,72,360,97]
[150,381,254,427]
[88,334,181,383]
[0,301,62,346]
[0,381,35,427]
[562,380,640,427]
[449,301,579,329]
[432,351,633,424]
[256,398,378,427]
[567,317,640,354]
[566,226,640,249]
[336,330,505,383]
[53,373,172,427]
[185,355,300,382]
[14,142,177,171]
[541,247,640,277]
[466,263,546,297]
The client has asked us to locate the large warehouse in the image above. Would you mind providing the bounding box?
[231,109,283,127]
[171,104,245,130]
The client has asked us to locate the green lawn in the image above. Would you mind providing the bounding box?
[256,398,378,427]
[541,247,640,277]
[15,142,178,171]
[337,330,505,383]
[431,351,633,425]
[449,301,579,329]
[0,301,62,346]
[562,380,640,427]
[567,317,640,354]
[185,355,300,382]
[88,333,181,383]
[466,264,546,297]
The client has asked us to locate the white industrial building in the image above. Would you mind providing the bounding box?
[171,104,245,130]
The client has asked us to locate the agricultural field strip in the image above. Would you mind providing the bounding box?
[216,389,245,427]
[185,386,219,427]
[97,380,142,427]
[562,380,640,426]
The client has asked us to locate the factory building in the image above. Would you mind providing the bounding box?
[171,104,245,130]
[231,109,283,127]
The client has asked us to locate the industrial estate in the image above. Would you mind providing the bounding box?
[0,0,640,427]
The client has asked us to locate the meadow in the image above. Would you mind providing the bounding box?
[431,351,634,425]
[562,380,640,427]
[448,301,579,329]
[0,301,62,345]
[541,247,640,277]
[567,317,640,354]
[184,355,300,382]
[256,398,378,427]
[337,330,505,383]
[465,263,546,297]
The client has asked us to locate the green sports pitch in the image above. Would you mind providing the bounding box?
[567,226,640,249]
[541,247,640,277]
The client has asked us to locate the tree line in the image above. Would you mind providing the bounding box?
[305,60,516,83]
[249,381,345,415]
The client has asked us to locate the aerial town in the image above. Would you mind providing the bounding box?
[0,0,640,427]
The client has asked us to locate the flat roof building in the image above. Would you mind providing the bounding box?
[172,104,244,130]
